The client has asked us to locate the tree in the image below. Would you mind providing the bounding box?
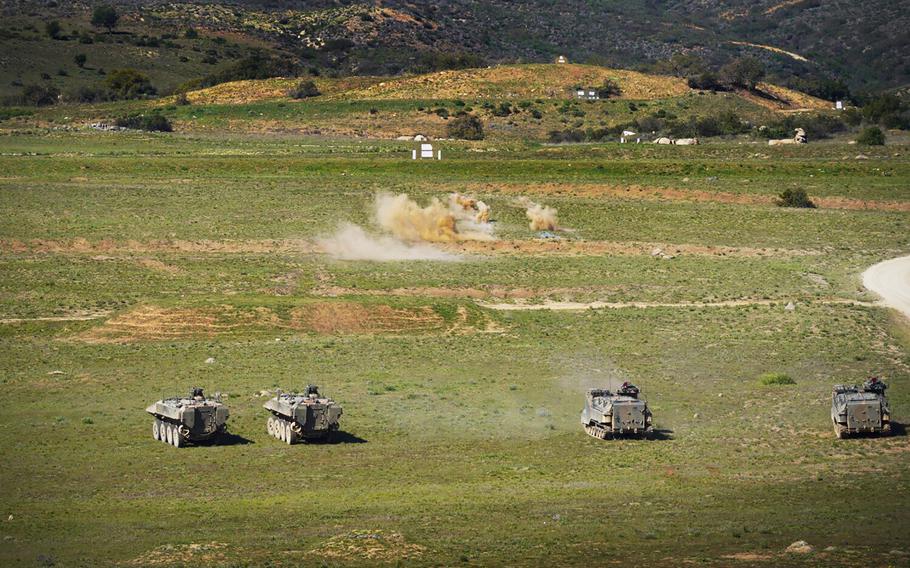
[74,53,87,68]
[720,57,766,90]
[91,5,119,32]
[45,20,62,39]
[856,126,885,146]
[446,113,484,140]
[687,71,723,91]
[104,68,157,99]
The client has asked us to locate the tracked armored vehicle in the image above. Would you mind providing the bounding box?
[264,385,342,444]
[146,387,229,447]
[581,382,653,439]
[831,377,891,438]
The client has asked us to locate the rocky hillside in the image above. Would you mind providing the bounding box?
[1,0,906,98]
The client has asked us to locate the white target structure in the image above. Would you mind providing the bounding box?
[412,143,442,160]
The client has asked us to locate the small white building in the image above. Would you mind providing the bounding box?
[575,88,599,100]
[412,143,441,160]
[556,55,568,64]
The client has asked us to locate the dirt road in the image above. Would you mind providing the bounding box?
[863,255,910,320]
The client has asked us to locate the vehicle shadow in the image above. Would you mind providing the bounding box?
[323,431,368,444]
[648,428,674,441]
[206,432,254,446]
[841,422,905,439]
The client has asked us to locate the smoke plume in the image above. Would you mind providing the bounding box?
[375,192,494,242]
[515,197,559,231]
[318,223,459,261]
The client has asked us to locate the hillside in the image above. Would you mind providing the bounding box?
[0,0,906,100]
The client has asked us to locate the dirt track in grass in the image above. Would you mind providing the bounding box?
[465,182,910,212]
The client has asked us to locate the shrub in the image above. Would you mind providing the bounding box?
[290,80,320,99]
[531,109,543,119]
[200,54,298,89]
[491,102,512,117]
[174,92,190,106]
[74,53,87,68]
[446,113,484,140]
[597,79,622,99]
[433,107,449,118]
[64,85,108,103]
[45,20,62,39]
[184,28,198,39]
[104,68,157,99]
[856,126,885,145]
[776,189,816,208]
[720,57,766,90]
[759,372,796,386]
[91,5,119,32]
[19,84,59,106]
[687,72,723,91]
[114,113,172,132]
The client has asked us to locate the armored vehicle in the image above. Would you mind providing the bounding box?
[831,377,891,438]
[146,387,229,447]
[264,385,342,444]
[581,382,653,439]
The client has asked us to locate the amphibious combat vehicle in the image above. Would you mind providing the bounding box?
[831,377,891,438]
[146,387,229,447]
[264,385,342,444]
[581,382,653,439]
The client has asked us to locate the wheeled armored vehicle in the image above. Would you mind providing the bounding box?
[831,377,891,438]
[146,387,229,447]
[581,382,653,439]
[264,385,342,444]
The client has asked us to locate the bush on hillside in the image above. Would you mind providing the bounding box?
[720,57,766,90]
[290,80,320,99]
[91,5,119,32]
[17,84,60,106]
[687,71,724,91]
[446,113,484,140]
[199,54,298,89]
[104,69,157,100]
[856,126,885,145]
[114,113,172,132]
[775,188,816,208]
[597,79,622,99]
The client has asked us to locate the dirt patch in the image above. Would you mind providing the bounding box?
[136,258,182,274]
[310,530,426,562]
[72,302,490,343]
[1,238,317,255]
[722,552,776,562]
[446,239,817,258]
[290,302,444,334]
[464,182,910,213]
[125,542,231,566]
[481,298,877,311]
[0,310,112,324]
[316,284,627,300]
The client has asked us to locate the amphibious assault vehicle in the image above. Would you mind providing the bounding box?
[264,385,342,444]
[831,377,891,438]
[146,387,229,447]
[581,382,653,439]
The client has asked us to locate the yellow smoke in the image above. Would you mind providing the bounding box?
[375,192,494,243]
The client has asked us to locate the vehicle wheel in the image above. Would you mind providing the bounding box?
[287,426,297,445]
[163,423,171,445]
[267,416,274,436]
[277,420,285,440]
[152,420,160,441]
[834,423,845,439]
[173,428,182,448]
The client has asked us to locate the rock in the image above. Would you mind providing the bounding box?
[7,515,12,521]
[823,546,837,552]
[786,541,814,554]
[693,413,700,419]
[855,154,869,160]
[785,302,796,311]
[651,247,663,257]
[205,357,215,364]
[661,254,674,260]
[47,370,64,376]
[257,390,271,397]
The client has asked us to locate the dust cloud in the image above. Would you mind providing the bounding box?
[515,197,559,231]
[317,223,459,261]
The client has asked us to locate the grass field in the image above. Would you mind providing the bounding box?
[0,130,908,567]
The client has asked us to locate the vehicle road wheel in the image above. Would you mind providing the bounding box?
[287,426,296,445]
[834,423,845,439]
[173,428,182,448]
[277,420,285,440]
[153,420,160,441]
[163,423,171,444]
[267,416,274,436]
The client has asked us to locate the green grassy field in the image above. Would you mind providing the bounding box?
[0,131,908,567]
